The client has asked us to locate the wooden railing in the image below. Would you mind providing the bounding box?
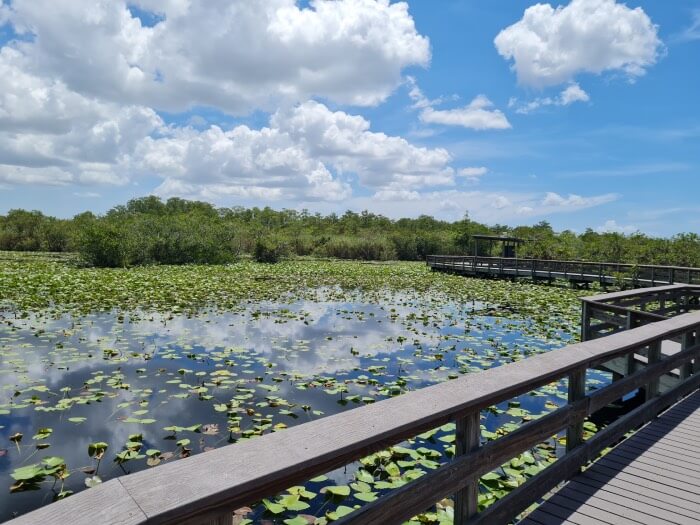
[10,302,700,525]
[582,284,700,341]
[426,255,700,286]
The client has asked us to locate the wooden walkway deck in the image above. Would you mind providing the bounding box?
[520,391,700,525]
[426,255,700,288]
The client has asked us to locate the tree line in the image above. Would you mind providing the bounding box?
[1,196,698,267]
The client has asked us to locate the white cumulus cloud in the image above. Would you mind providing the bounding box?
[512,82,590,114]
[559,83,590,105]
[494,0,662,88]
[323,189,619,223]
[458,167,488,183]
[407,78,510,131]
[0,47,162,187]
[596,219,638,234]
[141,101,457,202]
[7,0,430,114]
[541,192,617,210]
[419,95,511,130]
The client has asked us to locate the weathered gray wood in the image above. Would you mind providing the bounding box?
[454,411,480,524]
[566,368,586,452]
[602,446,700,477]
[7,479,147,525]
[469,374,700,525]
[681,331,694,379]
[518,390,700,525]
[583,284,688,304]
[336,403,585,525]
[576,471,700,515]
[557,481,695,525]
[581,300,590,341]
[427,256,700,288]
[595,453,699,486]
[588,341,700,413]
[645,341,662,400]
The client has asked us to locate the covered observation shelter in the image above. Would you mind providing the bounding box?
[472,235,525,258]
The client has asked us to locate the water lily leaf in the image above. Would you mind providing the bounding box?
[32,428,53,440]
[262,499,285,514]
[85,475,102,488]
[323,485,350,497]
[354,491,378,502]
[326,505,355,521]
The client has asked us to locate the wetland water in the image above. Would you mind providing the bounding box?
[0,261,600,523]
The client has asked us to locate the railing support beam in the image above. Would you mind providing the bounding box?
[581,301,591,342]
[645,341,661,400]
[681,331,695,379]
[454,410,480,524]
[566,368,586,453]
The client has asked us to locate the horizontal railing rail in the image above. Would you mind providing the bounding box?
[581,285,700,341]
[426,255,700,286]
[9,301,700,525]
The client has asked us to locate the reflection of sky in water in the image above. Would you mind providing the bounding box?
[0,295,583,522]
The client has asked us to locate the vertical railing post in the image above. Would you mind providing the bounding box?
[566,368,586,454]
[681,330,694,380]
[646,340,661,401]
[625,311,636,375]
[581,301,590,342]
[454,410,480,524]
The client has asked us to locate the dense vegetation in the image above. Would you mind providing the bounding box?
[1,196,698,267]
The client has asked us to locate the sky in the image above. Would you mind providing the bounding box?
[0,0,698,236]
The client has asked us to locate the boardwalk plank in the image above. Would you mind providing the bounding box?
[636,426,698,446]
[641,422,700,439]
[595,454,699,485]
[584,467,700,506]
[589,462,700,495]
[542,492,643,525]
[620,438,700,462]
[604,447,700,477]
[558,482,692,525]
[625,428,700,453]
[575,474,700,517]
[6,480,146,525]
[519,391,700,525]
[522,507,586,525]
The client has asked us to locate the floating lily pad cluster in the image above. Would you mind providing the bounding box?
[0,254,601,523]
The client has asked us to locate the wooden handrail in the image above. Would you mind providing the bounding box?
[9,310,700,525]
[426,255,700,273]
[581,285,700,341]
[582,284,690,303]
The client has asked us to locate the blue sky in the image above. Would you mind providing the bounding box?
[0,0,698,235]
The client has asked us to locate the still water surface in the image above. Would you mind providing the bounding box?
[0,291,589,522]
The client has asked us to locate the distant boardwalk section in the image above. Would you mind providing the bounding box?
[427,255,700,288]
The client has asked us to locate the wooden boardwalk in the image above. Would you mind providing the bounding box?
[427,255,700,288]
[520,390,700,525]
[581,285,700,394]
